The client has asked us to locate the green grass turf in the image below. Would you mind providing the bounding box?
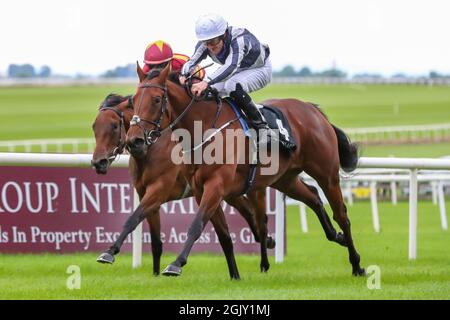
[1,84,449,156]
[360,142,450,158]
[1,84,450,138]
[0,201,448,299]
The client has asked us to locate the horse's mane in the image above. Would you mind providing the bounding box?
[168,71,182,85]
[99,93,131,109]
[146,69,161,80]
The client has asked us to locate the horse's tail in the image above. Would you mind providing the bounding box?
[331,124,359,173]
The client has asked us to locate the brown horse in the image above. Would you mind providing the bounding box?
[126,63,365,279]
[91,93,273,276]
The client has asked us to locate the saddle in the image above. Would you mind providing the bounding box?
[225,98,297,152]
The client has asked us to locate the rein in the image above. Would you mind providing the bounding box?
[131,77,238,153]
[131,82,197,146]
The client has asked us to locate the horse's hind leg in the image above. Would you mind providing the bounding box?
[273,175,346,246]
[227,194,275,250]
[318,174,365,276]
[226,196,260,243]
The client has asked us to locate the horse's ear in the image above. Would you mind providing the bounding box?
[158,62,171,85]
[136,61,145,82]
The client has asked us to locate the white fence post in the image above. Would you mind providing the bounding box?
[370,182,380,233]
[132,190,142,268]
[437,182,448,231]
[390,181,397,205]
[299,202,308,233]
[431,181,438,205]
[275,190,285,263]
[346,182,353,206]
[409,169,418,260]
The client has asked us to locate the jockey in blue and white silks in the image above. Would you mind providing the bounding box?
[180,13,272,133]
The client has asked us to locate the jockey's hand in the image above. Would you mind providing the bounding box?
[191,81,209,97]
[179,75,187,85]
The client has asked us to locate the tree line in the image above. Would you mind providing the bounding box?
[4,63,449,79]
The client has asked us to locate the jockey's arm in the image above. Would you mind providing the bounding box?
[206,38,244,85]
[181,42,208,76]
[191,80,209,97]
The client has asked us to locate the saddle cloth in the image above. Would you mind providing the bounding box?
[225,98,297,152]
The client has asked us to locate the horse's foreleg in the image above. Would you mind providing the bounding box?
[96,204,146,264]
[210,208,240,280]
[146,211,163,276]
[247,190,271,272]
[162,180,236,278]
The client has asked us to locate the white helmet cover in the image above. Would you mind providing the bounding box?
[195,14,228,41]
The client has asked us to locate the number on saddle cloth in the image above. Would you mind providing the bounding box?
[260,105,297,151]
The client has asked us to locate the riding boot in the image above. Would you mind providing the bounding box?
[230,84,270,144]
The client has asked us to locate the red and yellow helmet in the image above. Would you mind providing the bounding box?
[171,53,206,79]
[143,40,173,65]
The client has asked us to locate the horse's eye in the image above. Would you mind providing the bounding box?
[154,96,162,104]
[112,123,118,130]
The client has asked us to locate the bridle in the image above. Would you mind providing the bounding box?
[98,104,127,162]
[130,82,196,145]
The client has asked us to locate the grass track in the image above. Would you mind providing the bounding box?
[1,84,449,156]
[0,201,448,299]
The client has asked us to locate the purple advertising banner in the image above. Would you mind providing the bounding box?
[0,167,280,254]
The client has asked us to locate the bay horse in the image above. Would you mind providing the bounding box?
[126,63,365,279]
[91,93,274,276]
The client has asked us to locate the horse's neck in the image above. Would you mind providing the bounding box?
[166,81,214,132]
[123,109,133,131]
[167,81,192,120]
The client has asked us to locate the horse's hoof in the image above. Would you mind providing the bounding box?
[260,263,270,273]
[352,268,366,277]
[97,252,115,264]
[162,264,182,277]
[266,237,276,249]
[231,274,241,281]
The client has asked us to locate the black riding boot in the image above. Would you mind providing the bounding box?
[230,83,268,131]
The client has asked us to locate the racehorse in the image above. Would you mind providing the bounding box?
[91,93,274,276]
[126,63,365,279]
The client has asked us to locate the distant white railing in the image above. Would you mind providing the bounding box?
[346,123,450,144]
[272,77,450,86]
[0,138,95,153]
[2,123,450,153]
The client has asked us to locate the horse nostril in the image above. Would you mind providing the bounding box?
[92,158,108,169]
[134,138,145,148]
[128,137,145,149]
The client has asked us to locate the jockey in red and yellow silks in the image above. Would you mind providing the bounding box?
[143,40,205,79]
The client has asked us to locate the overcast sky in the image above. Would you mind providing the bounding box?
[1,0,449,76]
